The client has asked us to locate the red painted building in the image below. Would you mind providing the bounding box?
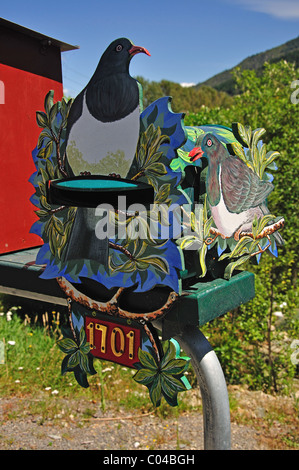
[0,18,77,254]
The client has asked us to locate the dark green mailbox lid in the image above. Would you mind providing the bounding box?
[161,271,255,339]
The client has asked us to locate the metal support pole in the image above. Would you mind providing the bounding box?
[174,326,231,450]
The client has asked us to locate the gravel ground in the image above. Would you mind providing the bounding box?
[0,395,269,451]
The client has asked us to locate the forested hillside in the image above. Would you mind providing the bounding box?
[136,36,299,108]
[196,36,299,95]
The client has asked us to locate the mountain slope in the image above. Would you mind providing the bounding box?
[197,36,299,95]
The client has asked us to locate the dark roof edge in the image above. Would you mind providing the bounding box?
[0,17,79,52]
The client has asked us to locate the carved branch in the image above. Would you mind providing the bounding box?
[238,218,284,240]
[49,127,68,178]
[48,205,66,214]
[131,170,145,181]
[56,277,178,323]
[108,241,135,260]
[207,218,284,243]
[141,321,161,363]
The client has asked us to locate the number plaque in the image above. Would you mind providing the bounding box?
[85,316,142,368]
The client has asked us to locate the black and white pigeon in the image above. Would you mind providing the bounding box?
[63,38,150,267]
[64,37,150,177]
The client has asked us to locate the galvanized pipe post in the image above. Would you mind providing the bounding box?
[174,326,231,450]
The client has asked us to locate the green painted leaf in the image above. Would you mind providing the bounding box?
[199,243,208,277]
[138,348,158,371]
[260,150,280,176]
[78,350,90,374]
[52,217,64,236]
[252,215,259,239]
[36,111,48,128]
[37,129,52,149]
[162,358,189,375]
[35,209,49,218]
[230,236,252,257]
[57,337,78,354]
[48,228,57,255]
[61,354,72,375]
[44,90,54,116]
[230,141,247,163]
[146,162,167,176]
[80,342,91,355]
[74,368,89,388]
[79,326,87,347]
[179,236,199,251]
[136,260,150,270]
[232,122,249,147]
[252,144,260,175]
[162,373,187,393]
[44,140,54,159]
[224,254,251,279]
[161,340,176,364]
[245,125,252,146]
[67,350,80,369]
[251,127,266,149]
[49,102,59,125]
[155,183,171,204]
[204,217,213,239]
[133,368,156,385]
[256,214,274,235]
[140,256,169,274]
[110,259,135,273]
[149,375,162,407]
[37,182,46,197]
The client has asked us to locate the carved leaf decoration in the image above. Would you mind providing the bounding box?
[57,326,96,388]
[36,111,48,128]
[231,122,280,179]
[133,341,190,407]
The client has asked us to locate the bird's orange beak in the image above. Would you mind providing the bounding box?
[129,45,151,57]
[189,147,204,162]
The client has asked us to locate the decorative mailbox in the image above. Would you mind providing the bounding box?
[30,38,284,407]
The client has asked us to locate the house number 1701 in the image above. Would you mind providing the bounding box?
[85,317,141,368]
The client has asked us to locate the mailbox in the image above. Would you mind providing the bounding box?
[0,18,77,254]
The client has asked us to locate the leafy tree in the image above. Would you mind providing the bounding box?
[136,76,234,113]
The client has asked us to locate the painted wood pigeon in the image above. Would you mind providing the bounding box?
[63,38,150,267]
[189,133,284,244]
[64,38,150,176]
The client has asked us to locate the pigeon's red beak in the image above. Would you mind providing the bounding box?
[129,45,151,57]
[189,147,204,162]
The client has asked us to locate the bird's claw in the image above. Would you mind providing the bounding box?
[109,173,121,178]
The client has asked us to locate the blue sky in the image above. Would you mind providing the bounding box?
[1,0,299,97]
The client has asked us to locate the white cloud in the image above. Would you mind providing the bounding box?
[229,0,299,19]
[180,82,196,87]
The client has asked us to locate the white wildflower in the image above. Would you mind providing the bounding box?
[6,311,12,321]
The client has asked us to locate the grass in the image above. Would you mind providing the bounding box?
[0,304,298,450]
[0,307,197,412]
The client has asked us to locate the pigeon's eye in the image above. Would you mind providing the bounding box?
[206,138,213,147]
[116,44,123,52]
